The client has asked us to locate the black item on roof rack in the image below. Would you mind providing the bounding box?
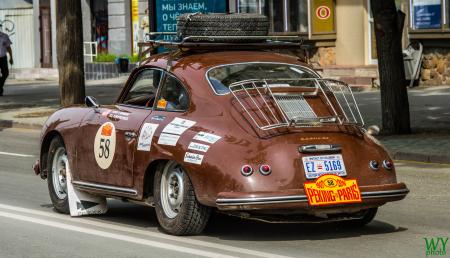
[176,13,270,43]
[137,34,304,61]
[137,34,305,73]
[142,34,303,48]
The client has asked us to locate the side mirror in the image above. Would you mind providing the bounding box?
[85,96,100,108]
[366,125,380,136]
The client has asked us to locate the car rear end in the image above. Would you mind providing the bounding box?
[206,62,409,222]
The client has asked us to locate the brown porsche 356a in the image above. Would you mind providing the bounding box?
[34,35,409,235]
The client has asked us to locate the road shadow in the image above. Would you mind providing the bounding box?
[40,200,407,241]
[203,212,407,242]
[0,120,13,131]
[40,200,159,228]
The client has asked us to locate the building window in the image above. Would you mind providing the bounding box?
[410,0,449,30]
[237,0,308,33]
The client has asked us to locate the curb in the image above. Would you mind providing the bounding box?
[0,120,43,130]
[389,151,450,165]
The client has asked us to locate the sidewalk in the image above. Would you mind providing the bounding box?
[1,79,449,164]
[5,76,128,86]
[378,133,450,164]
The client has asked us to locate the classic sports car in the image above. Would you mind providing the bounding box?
[34,37,409,236]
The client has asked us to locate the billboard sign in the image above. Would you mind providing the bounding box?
[413,0,441,29]
[155,0,227,40]
[131,0,139,54]
[311,0,335,34]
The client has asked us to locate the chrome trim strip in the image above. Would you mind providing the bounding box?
[217,195,308,206]
[361,189,409,199]
[72,181,138,196]
[216,189,409,206]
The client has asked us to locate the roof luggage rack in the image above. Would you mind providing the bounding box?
[137,32,304,62]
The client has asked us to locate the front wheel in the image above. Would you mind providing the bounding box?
[154,161,211,235]
[47,136,70,214]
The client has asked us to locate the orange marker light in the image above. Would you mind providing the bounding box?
[157,99,167,109]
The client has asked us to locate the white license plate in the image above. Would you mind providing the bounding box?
[302,154,347,179]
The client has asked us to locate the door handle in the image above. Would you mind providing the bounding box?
[125,131,137,141]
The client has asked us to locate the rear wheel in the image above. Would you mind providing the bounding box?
[47,136,69,214]
[154,161,211,235]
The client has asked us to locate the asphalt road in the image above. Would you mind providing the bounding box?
[0,127,449,258]
[0,80,123,112]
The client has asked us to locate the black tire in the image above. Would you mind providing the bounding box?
[47,136,70,214]
[177,13,269,42]
[154,161,211,235]
[346,208,378,227]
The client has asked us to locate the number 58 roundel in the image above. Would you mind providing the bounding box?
[94,122,116,169]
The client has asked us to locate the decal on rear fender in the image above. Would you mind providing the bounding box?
[137,123,159,151]
[157,133,180,146]
[193,132,221,144]
[188,142,210,153]
[162,118,196,135]
[184,152,204,165]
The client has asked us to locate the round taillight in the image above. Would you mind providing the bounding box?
[383,160,393,170]
[241,165,253,176]
[259,164,272,175]
[369,160,379,171]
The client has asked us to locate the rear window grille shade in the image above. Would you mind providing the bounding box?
[273,94,317,121]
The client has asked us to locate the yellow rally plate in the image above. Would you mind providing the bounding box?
[304,174,362,206]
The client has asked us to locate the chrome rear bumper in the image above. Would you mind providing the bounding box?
[216,188,409,209]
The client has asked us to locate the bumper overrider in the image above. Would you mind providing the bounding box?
[216,183,409,211]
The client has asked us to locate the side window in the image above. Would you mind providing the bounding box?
[122,69,162,107]
[155,75,189,112]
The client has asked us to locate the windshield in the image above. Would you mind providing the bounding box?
[207,63,319,94]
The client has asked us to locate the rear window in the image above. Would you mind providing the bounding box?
[207,63,318,94]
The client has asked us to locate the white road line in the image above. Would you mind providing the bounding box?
[0,151,34,158]
[0,210,236,258]
[0,203,294,258]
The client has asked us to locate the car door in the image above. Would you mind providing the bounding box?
[132,72,192,178]
[76,68,162,188]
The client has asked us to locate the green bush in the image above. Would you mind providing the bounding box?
[129,54,139,63]
[94,53,139,63]
[94,53,117,63]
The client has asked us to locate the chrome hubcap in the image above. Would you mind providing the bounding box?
[52,147,68,199]
[160,161,184,219]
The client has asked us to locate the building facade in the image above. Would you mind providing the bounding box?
[21,0,450,86]
[0,0,36,69]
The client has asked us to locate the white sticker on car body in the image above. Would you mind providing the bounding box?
[106,110,129,121]
[188,142,210,153]
[157,133,180,146]
[193,132,222,144]
[94,122,116,170]
[137,123,159,151]
[162,118,196,135]
[184,152,204,165]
